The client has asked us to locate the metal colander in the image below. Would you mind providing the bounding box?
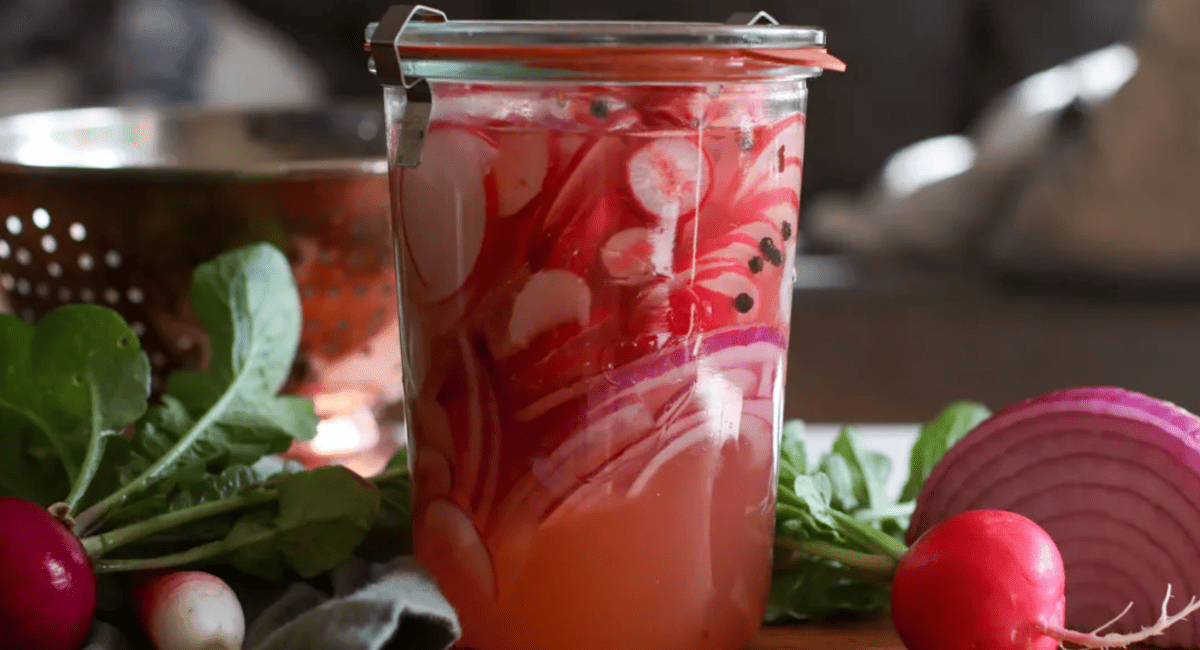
[0,105,403,472]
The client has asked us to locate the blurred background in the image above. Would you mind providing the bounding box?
[8,0,1200,424]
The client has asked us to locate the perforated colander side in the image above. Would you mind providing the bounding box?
[0,167,402,404]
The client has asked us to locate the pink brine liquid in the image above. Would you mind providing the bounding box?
[392,83,804,650]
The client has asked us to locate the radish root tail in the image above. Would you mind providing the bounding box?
[1090,602,1135,636]
[1038,585,1200,649]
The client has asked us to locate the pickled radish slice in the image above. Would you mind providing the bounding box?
[416,499,496,601]
[508,269,592,348]
[542,137,627,230]
[493,132,549,218]
[695,272,760,322]
[497,326,787,530]
[627,138,711,221]
[601,227,655,282]
[399,127,496,302]
[415,446,454,499]
[738,115,805,205]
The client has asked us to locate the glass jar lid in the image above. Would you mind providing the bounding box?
[366,5,844,84]
[386,18,826,50]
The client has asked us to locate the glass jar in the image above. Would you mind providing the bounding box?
[366,8,841,650]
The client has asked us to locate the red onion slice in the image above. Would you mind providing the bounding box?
[908,387,1200,648]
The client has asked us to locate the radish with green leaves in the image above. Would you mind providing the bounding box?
[0,244,402,650]
[773,395,1200,650]
[0,497,96,650]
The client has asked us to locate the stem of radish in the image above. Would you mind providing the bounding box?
[92,529,275,573]
[80,489,279,558]
[80,464,408,563]
[828,510,909,562]
[74,383,245,535]
[775,538,897,580]
[64,383,109,515]
[849,502,916,523]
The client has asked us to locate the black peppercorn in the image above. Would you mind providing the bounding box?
[739,131,755,151]
[759,237,783,266]
[734,293,754,313]
[748,256,764,273]
[781,221,793,241]
[590,100,609,119]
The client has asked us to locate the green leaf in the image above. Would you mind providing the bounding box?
[73,436,152,513]
[0,308,150,508]
[0,315,40,417]
[76,244,319,531]
[778,420,807,485]
[822,426,890,512]
[218,466,381,579]
[376,447,412,529]
[0,315,75,488]
[0,413,69,504]
[820,453,860,513]
[145,243,318,472]
[777,472,841,544]
[273,466,380,578]
[899,401,991,503]
[766,560,892,622]
[167,242,304,402]
[31,305,150,434]
[226,509,286,580]
[357,448,414,562]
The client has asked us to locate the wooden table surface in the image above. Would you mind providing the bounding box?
[750,619,904,649]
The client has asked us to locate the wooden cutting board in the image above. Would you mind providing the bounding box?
[749,619,904,649]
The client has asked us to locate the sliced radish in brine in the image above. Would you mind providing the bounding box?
[627,138,711,221]
[399,127,497,302]
[508,269,592,348]
[601,227,656,282]
[737,115,805,205]
[415,446,454,499]
[542,137,627,230]
[492,132,549,218]
[495,326,787,531]
[416,498,496,601]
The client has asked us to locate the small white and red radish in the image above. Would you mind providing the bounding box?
[507,269,591,348]
[135,570,245,650]
[0,497,97,650]
[893,509,1200,650]
[399,126,497,302]
[626,137,711,222]
[492,131,549,218]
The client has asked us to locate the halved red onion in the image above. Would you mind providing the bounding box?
[908,387,1200,648]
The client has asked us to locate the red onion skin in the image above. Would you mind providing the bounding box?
[910,386,1200,543]
[0,497,97,650]
[907,387,1200,647]
[892,510,1066,650]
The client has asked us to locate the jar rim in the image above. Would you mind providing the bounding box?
[365,7,843,84]
[378,19,826,50]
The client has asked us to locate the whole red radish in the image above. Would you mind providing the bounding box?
[891,509,1066,650]
[135,570,245,650]
[0,496,97,650]
[892,510,1200,650]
